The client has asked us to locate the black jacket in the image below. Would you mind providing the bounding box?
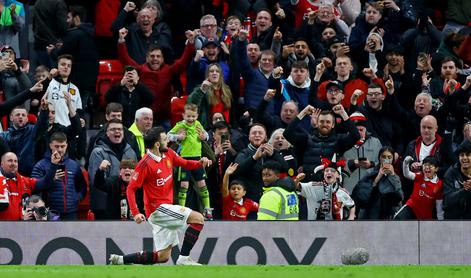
[352,168,403,219]
[52,23,100,92]
[111,9,173,64]
[443,164,471,219]
[32,0,68,48]
[93,170,144,220]
[283,117,361,175]
[234,144,289,202]
[105,83,154,128]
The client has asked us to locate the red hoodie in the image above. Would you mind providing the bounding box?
[118,42,195,122]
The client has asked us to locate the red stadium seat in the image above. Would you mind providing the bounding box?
[170,95,188,126]
[78,168,91,220]
[27,114,37,124]
[96,60,123,109]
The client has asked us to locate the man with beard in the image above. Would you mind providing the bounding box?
[32,131,87,220]
[109,126,212,265]
[283,104,360,181]
[93,159,143,220]
[88,119,138,219]
[281,38,317,78]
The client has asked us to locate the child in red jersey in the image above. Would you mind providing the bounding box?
[221,163,258,220]
[395,156,444,220]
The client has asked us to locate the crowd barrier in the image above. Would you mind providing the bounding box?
[0,221,470,265]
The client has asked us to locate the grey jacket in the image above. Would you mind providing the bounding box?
[88,139,137,211]
[342,135,382,194]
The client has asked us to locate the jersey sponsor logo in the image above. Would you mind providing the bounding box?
[229,209,246,218]
[418,189,433,199]
[156,174,172,186]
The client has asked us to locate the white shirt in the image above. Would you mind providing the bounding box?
[46,78,82,127]
[419,141,436,162]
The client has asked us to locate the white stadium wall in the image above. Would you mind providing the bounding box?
[0,222,470,265]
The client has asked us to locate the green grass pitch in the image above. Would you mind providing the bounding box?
[1,266,471,278]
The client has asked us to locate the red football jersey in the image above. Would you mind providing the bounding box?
[127,149,203,217]
[0,174,36,220]
[222,195,259,220]
[406,173,443,219]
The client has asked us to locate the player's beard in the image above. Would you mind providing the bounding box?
[159,145,168,153]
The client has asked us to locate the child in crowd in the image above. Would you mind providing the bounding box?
[297,155,356,220]
[222,15,242,46]
[29,65,50,115]
[168,103,213,219]
[395,155,444,220]
[221,162,258,220]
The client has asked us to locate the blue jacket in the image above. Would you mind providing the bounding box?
[233,39,273,114]
[187,57,230,92]
[0,107,48,176]
[31,153,87,214]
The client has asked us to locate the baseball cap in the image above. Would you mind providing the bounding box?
[326,80,343,92]
[202,40,220,48]
[328,36,344,48]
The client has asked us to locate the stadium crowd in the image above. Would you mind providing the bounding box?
[1,0,471,222]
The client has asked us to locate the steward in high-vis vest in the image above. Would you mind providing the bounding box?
[257,161,298,220]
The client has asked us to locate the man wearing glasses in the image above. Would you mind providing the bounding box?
[88,119,138,219]
[195,14,220,50]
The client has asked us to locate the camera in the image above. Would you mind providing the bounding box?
[32,206,49,218]
[57,164,66,172]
